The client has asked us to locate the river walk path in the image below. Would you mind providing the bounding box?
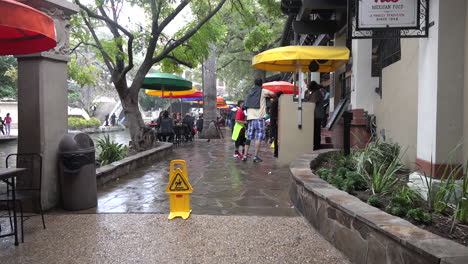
[0,135,349,263]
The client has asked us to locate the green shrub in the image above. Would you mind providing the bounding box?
[385,196,413,217]
[68,117,102,130]
[329,152,356,171]
[95,135,128,166]
[329,174,344,190]
[385,205,407,217]
[315,168,330,181]
[394,187,421,207]
[407,208,431,224]
[367,195,383,208]
[345,171,368,191]
[336,167,348,178]
[342,178,355,193]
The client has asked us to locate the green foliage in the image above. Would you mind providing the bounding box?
[317,153,367,193]
[330,152,356,171]
[315,168,330,181]
[393,187,421,207]
[95,135,128,166]
[355,140,402,179]
[68,117,101,130]
[407,208,432,224]
[0,56,17,99]
[67,56,98,87]
[367,195,384,208]
[345,171,368,191]
[215,0,285,101]
[385,195,413,217]
[369,156,403,195]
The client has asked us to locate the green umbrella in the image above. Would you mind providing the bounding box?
[142,73,192,91]
[142,73,192,113]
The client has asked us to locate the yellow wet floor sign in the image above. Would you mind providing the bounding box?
[165,160,193,220]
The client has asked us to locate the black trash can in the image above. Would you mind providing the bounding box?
[58,133,97,210]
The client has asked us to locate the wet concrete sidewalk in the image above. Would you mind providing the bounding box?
[0,133,350,263]
[0,214,349,263]
[84,136,297,216]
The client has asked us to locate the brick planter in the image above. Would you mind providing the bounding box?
[289,150,468,264]
[96,142,173,186]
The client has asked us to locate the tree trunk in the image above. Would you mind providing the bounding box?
[120,89,155,153]
[200,43,220,139]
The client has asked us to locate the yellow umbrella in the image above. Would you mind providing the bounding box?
[145,88,199,97]
[252,45,350,130]
[252,46,350,72]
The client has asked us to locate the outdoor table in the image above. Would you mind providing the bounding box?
[0,168,26,246]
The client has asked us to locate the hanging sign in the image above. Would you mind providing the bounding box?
[349,0,429,39]
[357,0,419,29]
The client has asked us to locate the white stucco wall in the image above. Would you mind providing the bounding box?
[374,39,419,167]
[351,39,379,114]
[0,102,18,126]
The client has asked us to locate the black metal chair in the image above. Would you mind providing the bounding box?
[0,153,46,242]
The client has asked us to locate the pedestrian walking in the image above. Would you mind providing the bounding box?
[241,79,274,162]
[104,114,110,126]
[111,113,117,126]
[196,115,204,136]
[4,113,12,135]
[231,100,247,158]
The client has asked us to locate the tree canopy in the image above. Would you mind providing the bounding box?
[0,56,17,99]
[216,0,285,100]
[73,0,229,150]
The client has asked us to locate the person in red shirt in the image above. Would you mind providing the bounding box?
[4,113,12,135]
[231,100,247,158]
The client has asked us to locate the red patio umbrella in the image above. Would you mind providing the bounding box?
[0,0,56,55]
[262,81,298,95]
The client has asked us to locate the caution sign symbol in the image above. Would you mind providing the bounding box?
[169,173,190,191]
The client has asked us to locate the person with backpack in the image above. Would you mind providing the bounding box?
[241,79,274,163]
[231,100,247,158]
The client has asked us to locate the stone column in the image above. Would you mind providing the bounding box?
[417,0,466,177]
[16,0,78,209]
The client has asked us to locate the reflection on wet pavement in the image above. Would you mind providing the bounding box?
[86,136,297,216]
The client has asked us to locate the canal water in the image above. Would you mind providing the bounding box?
[0,129,131,168]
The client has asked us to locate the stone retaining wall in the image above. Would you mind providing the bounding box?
[289,150,468,264]
[96,142,172,186]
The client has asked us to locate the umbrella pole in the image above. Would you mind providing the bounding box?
[296,68,303,130]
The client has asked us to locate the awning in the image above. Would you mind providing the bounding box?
[252,45,350,72]
[0,0,56,55]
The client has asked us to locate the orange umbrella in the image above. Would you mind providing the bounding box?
[198,96,225,104]
[0,0,56,55]
[262,81,298,95]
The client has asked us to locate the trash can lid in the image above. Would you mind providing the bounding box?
[59,133,95,154]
